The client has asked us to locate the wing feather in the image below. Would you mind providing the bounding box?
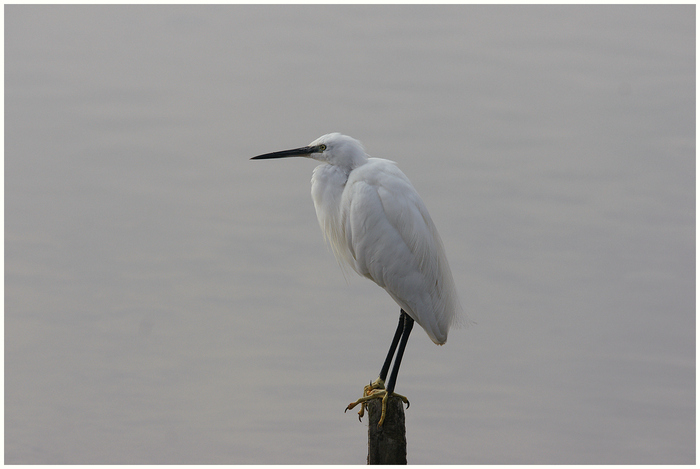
[341,158,462,344]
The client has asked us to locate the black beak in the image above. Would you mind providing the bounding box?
[251,145,322,160]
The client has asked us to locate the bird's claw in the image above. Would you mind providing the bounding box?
[345,378,409,427]
[344,398,366,421]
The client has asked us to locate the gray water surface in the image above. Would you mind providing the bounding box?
[5,5,695,464]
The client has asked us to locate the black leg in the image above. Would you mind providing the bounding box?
[378,311,406,382]
[344,309,413,424]
[386,310,414,395]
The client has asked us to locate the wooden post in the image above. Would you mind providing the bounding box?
[366,396,407,464]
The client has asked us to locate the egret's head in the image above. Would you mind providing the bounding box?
[251,133,368,169]
[307,133,366,164]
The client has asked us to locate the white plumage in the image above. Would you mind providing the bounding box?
[252,132,463,426]
[308,133,461,344]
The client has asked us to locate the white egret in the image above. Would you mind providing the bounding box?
[251,133,462,426]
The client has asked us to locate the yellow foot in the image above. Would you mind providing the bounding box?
[351,378,386,421]
[344,378,409,427]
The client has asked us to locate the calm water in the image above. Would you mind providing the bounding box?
[5,5,695,464]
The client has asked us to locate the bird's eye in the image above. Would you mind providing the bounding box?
[318,144,327,151]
